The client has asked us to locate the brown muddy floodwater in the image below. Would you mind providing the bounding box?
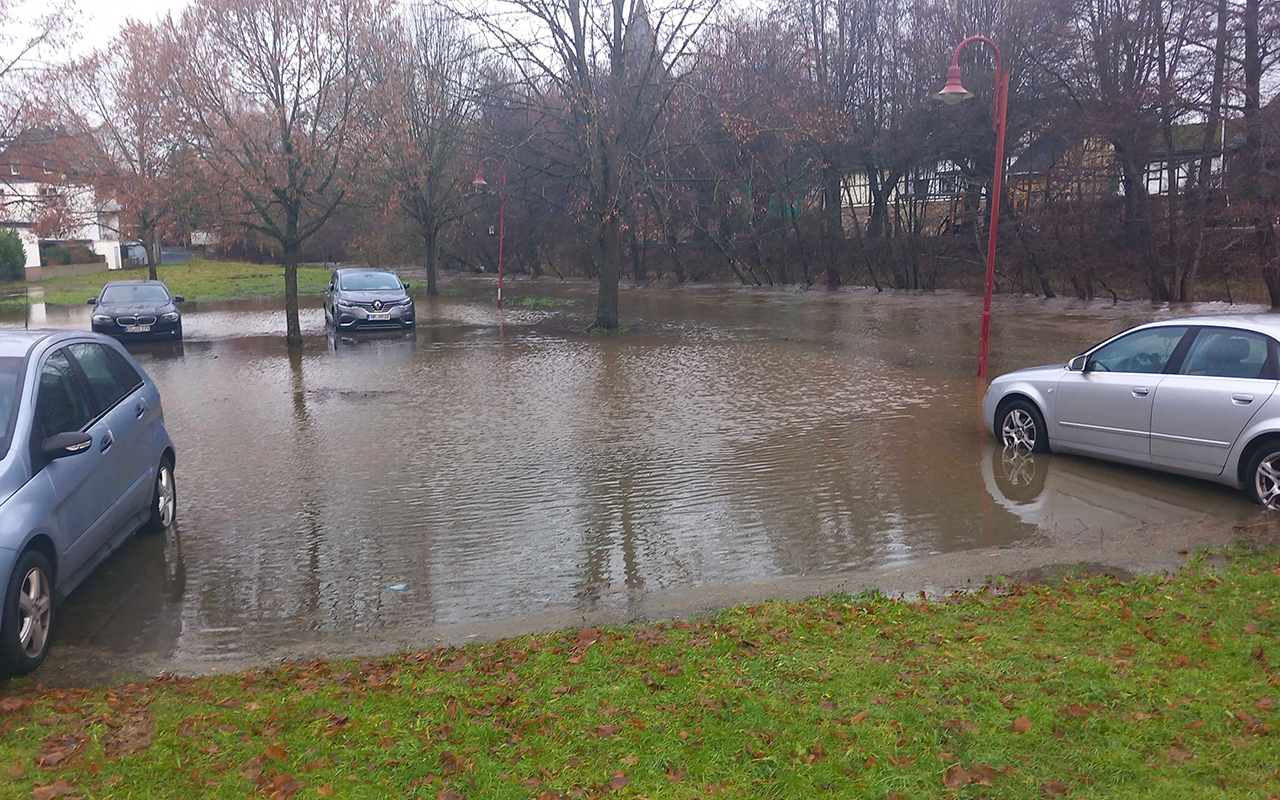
[0,279,1270,683]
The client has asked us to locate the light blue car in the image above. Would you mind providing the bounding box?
[0,331,175,676]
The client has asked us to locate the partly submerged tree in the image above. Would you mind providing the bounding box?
[162,0,384,345]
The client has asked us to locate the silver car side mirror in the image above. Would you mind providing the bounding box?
[1067,355,1087,372]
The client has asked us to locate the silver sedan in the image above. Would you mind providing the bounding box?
[983,315,1280,508]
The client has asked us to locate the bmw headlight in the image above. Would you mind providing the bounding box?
[160,312,180,322]
[92,314,113,324]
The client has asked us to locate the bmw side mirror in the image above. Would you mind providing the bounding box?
[87,298,97,305]
[42,431,93,460]
[1067,355,1087,372]
[173,295,185,303]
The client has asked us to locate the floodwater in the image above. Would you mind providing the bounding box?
[0,280,1267,682]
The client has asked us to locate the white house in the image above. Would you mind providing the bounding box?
[0,129,124,278]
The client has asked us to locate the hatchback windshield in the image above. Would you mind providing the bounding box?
[100,284,171,304]
[340,272,403,292]
[0,357,23,460]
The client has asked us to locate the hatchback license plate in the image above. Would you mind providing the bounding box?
[125,325,151,333]
[367,312,391,321]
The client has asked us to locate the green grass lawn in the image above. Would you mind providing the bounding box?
[2,259,333,307]
[1,548,1278,798]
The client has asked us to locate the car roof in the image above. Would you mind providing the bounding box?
[0,329,81,358]
[1136,314,1280,339]
[333,267,399,275]
[101,279,169,287]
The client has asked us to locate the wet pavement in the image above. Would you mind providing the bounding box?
[0,280,1273,684]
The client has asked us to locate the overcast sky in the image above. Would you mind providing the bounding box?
[78,0,189,52]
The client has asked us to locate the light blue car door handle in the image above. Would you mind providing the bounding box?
[99,431,114,453]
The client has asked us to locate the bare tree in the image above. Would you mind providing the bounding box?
[372,6,481,297]
[63,21,185,279]
[468,0,717,328]
[162,0,383,345]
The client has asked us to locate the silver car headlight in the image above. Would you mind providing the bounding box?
[160,312,180,322]
[398,297,414,306]
[335,299,355,309]
[92,314,113,324]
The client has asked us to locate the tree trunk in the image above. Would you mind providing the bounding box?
[1240,0,1262,202]
[423,225,439,297]
[283,239,302,347]
[822,164,842,288]
[630,226,645,283]
[1181,0,1229,303]
[144,233,159,281]
[594,214,621,328]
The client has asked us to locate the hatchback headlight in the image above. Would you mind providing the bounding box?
[92,314,113,324]
[161,312,180,322]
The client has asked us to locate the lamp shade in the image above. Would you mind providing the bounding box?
[933,65,973,105]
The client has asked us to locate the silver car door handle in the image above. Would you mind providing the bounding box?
[135,401,147,419]
[100,431,114,453]
[1132,387,1150,397]
[1232,393,1255,405]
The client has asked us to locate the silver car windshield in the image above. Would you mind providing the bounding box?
[0,357,22,460]
[101,285,171,304]
[339,272,402,291]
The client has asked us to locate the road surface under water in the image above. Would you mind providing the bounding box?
[0,280,1269,683]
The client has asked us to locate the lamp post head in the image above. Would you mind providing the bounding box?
[933,65,973,105]
[472,169,488,187]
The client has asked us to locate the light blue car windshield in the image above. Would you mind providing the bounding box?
[339,272,402,291]
[0,357,22,460]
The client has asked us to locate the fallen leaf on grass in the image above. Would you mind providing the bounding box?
[1040,779,1068,795]
[240,757,264,781]
[436,791,463,800]
[31,780,78,800]
[943,764,970,789]
[666,764,686,782]
[607,772,629,791]
[850,710,869,724]
[1245,622,1259,634]
[263,744,288,761]
[0,698,31,714]
[199,744,219,755]
[1167,748,1196,763]
[595,725,617,738]
[9,762,25,779]
[1011,716,1033,733]
[316,787,334,797]
[1256,697,1276,712]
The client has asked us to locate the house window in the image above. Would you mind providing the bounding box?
[42,161,53,175]
[8,164,17,175]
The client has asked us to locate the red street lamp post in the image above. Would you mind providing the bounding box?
[473,158,507,310]
[934,36,1009,379]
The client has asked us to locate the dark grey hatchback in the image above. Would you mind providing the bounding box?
[89,280,184,340]
[324,268,415,331]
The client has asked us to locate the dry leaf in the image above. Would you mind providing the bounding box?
[1011,716,1033,733]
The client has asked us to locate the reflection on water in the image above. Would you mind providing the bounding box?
[0,281,1266,671]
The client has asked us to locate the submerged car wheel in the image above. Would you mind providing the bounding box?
[998,399,1050,453]
[142,459,177,534]
[1247,444,1280,510]
[0,549,54,676]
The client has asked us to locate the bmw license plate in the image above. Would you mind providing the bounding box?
[367,312,391,321]
[125,325,151,333]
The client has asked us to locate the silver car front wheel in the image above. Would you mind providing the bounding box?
[18,567,51,659]
[1001,408,1037,450]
